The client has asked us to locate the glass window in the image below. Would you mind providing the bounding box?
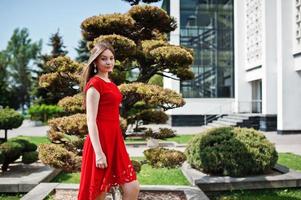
[179,0,234,98]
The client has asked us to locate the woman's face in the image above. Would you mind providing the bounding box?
[94,49,115,73]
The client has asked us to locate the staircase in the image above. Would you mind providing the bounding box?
[203,114,261,130]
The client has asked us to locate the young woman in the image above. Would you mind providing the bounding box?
[78,42,140,200]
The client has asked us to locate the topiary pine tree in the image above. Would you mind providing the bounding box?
[0,108,24,142]
[81,5,194,130]
[38,5,194,172]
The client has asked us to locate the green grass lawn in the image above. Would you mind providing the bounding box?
[125,134,196,144]
[14,134,195,146]
[278,153,301,172]
[12,135,51,146]
[14,134,196,146]
[0,193,24,200]
[162,134,195,144]
[136,163,189,185]
[51,156,189,185]
[51,172,81,183]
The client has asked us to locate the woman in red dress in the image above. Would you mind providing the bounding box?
[78,42,140,200]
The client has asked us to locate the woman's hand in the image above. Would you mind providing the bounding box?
[95,152,107,169]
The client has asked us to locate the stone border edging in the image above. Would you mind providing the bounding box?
[21,183,59,200]
[126,141,187,148]
[0,164,61,193]
[181,161,301,191]
[21,183,210,200]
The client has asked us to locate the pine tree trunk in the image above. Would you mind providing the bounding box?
[4,129,7,142]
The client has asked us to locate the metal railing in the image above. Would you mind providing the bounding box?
[237,100,262,114]
[203,102,234,125]
[203,100,263,125]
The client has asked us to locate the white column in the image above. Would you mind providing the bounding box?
[277,0,301,132]
[163,0,180,94]
[234,0,251,113]
[261,0,277,115]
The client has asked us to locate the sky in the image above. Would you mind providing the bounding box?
[0,0,162,59]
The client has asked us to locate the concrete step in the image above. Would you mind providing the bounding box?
[206,123,229,128]
[218,117,243,124]
[213,120,237,126]
[224,114,250,120]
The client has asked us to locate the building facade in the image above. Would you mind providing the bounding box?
[163,0,301,134]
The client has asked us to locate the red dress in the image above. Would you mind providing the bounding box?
[78,76,137,200]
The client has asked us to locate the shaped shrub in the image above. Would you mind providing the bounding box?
[144,147,186,168]
[131,160,141,173]
[38,143,81,172]
[138,109,168,124]
[28,104,63,122]
[144,128,176,139]
[185,127,278,177]
[22,151,39,164]
[0,138,38,171]
[156,128,176,139]
[0,108,23,142]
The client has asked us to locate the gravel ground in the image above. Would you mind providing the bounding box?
[53,189,187,200]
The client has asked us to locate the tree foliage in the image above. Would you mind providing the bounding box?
[38,56,83,104]
[33,30,69,105]
[0,51,12,108]
[4,28,42,111]
[48,30,68,57]
[0,108,24,142]
[0,138,38,171]
[75,39,89,62]
[38,5,194,172]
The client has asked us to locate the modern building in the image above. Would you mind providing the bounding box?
[162,0,301,134]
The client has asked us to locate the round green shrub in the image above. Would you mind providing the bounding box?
[24,142,38,152]
[22,151,39,164]
[0,141,23,161]
[144,147,186,168]
[144,128,176,139]
[0,107,23,130]
[185,127,278,177]
[139,109,168,124]
[155,128,176,139]
[0,138,39,171]
[28,104,63,122]
[10,138,37,152]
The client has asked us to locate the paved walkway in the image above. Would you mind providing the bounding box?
[3,120,301,156]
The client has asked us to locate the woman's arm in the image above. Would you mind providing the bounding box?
[86,87,107,168]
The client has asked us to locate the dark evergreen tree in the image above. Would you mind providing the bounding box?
[48,29,68,58]
[75,39,89,63]
[0,51,11,108]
